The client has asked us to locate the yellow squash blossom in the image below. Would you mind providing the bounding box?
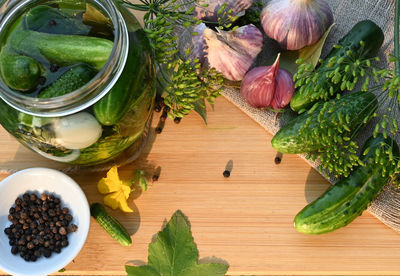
[97,166,133,213]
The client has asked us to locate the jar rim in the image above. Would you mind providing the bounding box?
[0,0,129,117]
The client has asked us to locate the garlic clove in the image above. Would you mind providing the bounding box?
[271,69,295,111]
[240,54,281,108]
[194,0,253,23]
[261,0,333,50]
[53,112,102,150]
[204,24,263,81]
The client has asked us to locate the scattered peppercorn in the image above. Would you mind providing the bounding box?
[38,77,46,86]
[174,117,181,124]
[4,192,78,262]
[154,105,162,113]
[152,174,159,182]
[155,126,163,134]
[274,152,283,165]
[223,170,231,178]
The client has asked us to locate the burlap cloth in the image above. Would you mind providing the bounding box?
[218,0,400,231]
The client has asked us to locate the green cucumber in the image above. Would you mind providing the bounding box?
[23,5,90,35]
[9,30,113,70]
[38,64,97,98]
[93,6,153,126]
[290,20,384,112]
[90,203,132,246]
[0,46,42,91]
[271,91,378,154]
[294,134,400,234]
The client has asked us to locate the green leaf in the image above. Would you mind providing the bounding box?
[194,98,208,125]
[279,23,335,74]
[83,3,111,26]
[133,170,148,191]
[125,210,229,276]
[125,265,159,276]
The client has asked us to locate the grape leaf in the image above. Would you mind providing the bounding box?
[125,210,229,276]
[279,23,336,74]
[194,98,208,125]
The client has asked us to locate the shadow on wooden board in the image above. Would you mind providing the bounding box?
[304,167,331,204]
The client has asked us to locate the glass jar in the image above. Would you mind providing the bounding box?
[0,0,155,167]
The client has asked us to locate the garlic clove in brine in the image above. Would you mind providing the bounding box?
[203,24,263,81]
[194,0,253,23]
[260,0,333,50]
[240,54,281,108]
[271,69,295,111]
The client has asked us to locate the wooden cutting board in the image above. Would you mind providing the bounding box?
[1,97,400,275]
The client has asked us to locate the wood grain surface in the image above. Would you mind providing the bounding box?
[1,97,400,275]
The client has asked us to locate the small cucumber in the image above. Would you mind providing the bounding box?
[271,91,377,154]
[9,30,113,70]
[23,5,91,35]
[294,134,400,234]
[93,15,152,125]
[38,64,97,98]
[90,203,132,246]
[290,20,384,112]
[0,46,42,91]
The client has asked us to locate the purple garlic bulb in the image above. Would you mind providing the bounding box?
[261,0,333,50]
[203,24,263,81]
[194,0,253,23]
[271,69,295,111]
[241,54,295,110]
[240,54,281,108]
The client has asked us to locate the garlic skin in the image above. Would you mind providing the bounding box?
[261,0,333,50]
[194,0,253,23]
[240,54,280,108]
[203,24,263,81]
[271,69,295,110]
[191,23,207,65]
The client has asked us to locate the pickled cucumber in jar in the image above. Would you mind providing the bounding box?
[0,0,155,166]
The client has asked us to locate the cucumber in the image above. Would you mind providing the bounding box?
[0,46,42,91]
[90,203,132,246]
[290,20,384,112]
[93,6,153,126]
[271,91,378,154]
[294,134,400,234]
[9,30,113,70]
[23,5,90,35]
[38,64,97,98]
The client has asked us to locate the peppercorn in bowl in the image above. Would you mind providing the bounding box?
[0,168,90,276]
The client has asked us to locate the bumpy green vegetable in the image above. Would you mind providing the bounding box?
[291,20,384,113]
[9,30,113,70]
[294,134,400,235]
[272,91,377,154]
[0,46,42,91]
[23,5,91,35]
[90,203,132,246]
[38,64,97,98]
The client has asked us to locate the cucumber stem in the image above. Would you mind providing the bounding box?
[395,0,400,75]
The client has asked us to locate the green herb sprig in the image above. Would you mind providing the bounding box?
[294,4,400,182]
[120,0,237,119]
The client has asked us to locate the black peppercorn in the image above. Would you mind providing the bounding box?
[155,126,163,134]
[223,170,231,178]
[5,192,78,262]
[11,246,19,255]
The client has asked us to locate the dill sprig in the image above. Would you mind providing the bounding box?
[294,2,400,181]
[120,0,236,119]
[294,41,381,107]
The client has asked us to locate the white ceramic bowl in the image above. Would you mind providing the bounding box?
[0,168,90,276]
